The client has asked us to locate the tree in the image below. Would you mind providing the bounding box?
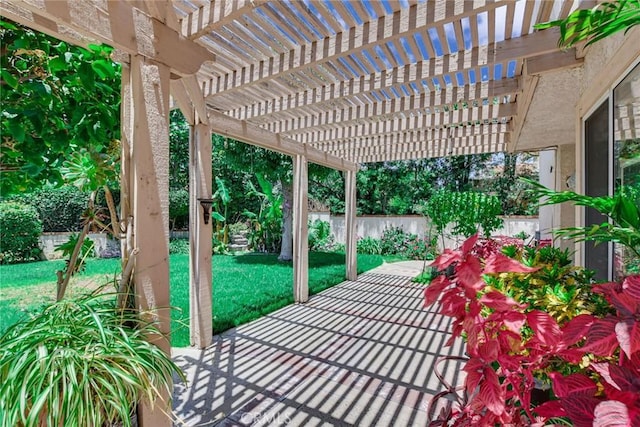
[0,19,121,195]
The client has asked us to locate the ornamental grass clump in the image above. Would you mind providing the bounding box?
[0,290,184,427]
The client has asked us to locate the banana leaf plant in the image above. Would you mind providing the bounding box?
[212,176,230,244]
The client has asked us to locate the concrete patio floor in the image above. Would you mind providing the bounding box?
[172,261,466,426]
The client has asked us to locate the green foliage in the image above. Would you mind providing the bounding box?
[0,201,42,264]
[308,219,334,251]
[0,19,121,194]
[54,234,94,275]
[357,236,382,255]
[485,245,610,325]
[422,189,503,238]
[244,174,283,253]
[169,110,190,190]
[169,238,190,255]
[526,178,640,260]
[7,185,88,232]
[535,0,640,48]
[169,188,189,230]
[0,290,184,426]
[380,226,437,260]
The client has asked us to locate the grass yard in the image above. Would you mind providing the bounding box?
[0,252,384,347]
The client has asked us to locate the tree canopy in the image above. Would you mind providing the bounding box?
[0,19,121,195]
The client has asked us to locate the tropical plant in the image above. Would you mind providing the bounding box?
[212,177,231,244]
[485,244,608,325]
[526,179,640,272]
[0,290,184,427]
[244,174,283,253]
[535,275,640,426]
[169,188,189,230]
[535,0,640,49]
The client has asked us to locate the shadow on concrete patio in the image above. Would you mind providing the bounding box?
[172,261,465,426]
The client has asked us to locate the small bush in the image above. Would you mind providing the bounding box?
[169,238,190,255]
[0,201,43,264]
[357,236,382,255]
[308,219,334,251]
[8,186,88,232]
[380,226,437,260]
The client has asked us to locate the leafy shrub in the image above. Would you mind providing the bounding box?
[380,226,437,260]
[169,188,189,230]
[0,201,43,264]
[424,235,625,426]
[8,186,88,232]
[357,236,382,255]
[169,238,190,255]
[308,219,334,251]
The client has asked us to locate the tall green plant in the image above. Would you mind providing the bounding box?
[535,0,640,48]
[244,174,283,253]
[525,178,640,260]
[422,189,503,244]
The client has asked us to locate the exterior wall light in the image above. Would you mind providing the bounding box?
[197,198,215,224]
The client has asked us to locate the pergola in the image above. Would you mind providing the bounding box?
[2,0,637,424]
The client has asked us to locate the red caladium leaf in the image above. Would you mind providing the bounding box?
[561,314,595,347]
[483,252,540,274]
[527,310,562,348]
[560,395,600,427]
[621,274,640,299]
[614,319,640,359]
[460,233,479,255]
[431,249,461,270]
[582,316,620,357]
[608,363,640,393]
[480,366,505,416]
[424,275,449,307]
[608,292,640,317]
[480,291,523,312]
[463,358,484,394]
[501,311,527,333]
[439,289,466,318]
[534,400,566,418]
[457,256,484,297]
[592,400,631,427]
[549,372,597,398]
[557,347,586,364]
[477,340,499,362]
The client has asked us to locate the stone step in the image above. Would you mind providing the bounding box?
[231,237,249,245]
[228,244,249,252]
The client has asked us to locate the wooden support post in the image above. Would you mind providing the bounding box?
[345,169,357,281]
[293,154,309,303]
[189,120,213,348]
[129,55,172,427]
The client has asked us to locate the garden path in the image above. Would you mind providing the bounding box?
[172,261,465,426]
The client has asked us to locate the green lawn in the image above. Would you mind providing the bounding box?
[0,252,384,347]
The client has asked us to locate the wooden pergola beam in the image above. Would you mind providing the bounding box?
[1,0,212,75]
[237,77,520,126]
[202,0,508,97]
[350,138,509,164]
[206,110,358,172]
[311,123,511,150]
[181,0,267,40]
[266,103,516,138]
